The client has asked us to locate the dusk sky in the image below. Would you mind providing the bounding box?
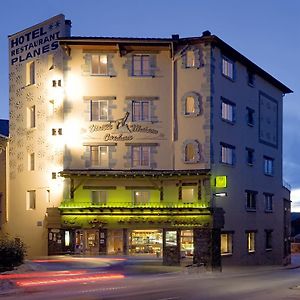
[0,0,299,209]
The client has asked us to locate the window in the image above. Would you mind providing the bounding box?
[221,233,233,255]
[247,231,256,253]
[186,50,196,68]
[182,187,194,203]
[28,153,35,171]
[264,157,274,176]
[47,190,50,203]
[26,61,35,85]
[48,54,54,70]
[132,55,151,76]
[246,190,257,211]
[222,56,234,80]
[132,100,150,122]
[132,146,150,168]
[28,105,36,128]
[133,191,149,205]
[247,107,254,126]
[221,143,235,165]
[90,100,108,121]
[185,96,195,115]
[91,54,108,75]
[27,190,36,210]
[90,146,109,168]
[265,230,272,250]
[247,70,255,86]
[246,148,254,165]
[185,143,196,162]
[264,193,273,212]
[91,190,107,205]
[221,99,235,123]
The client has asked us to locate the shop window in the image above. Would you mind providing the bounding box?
[65,231,70,247]
[220,143,235,165]
[246,190,257,211]
[91,54,108,75]
[221,98,235,123]
[28,105,36,128]
[90,146,109,168]
[133,191,149,205]
[130,230,162,255]
[26,61,35,86]
[221,233,233,255]
[27,190,36,210]
[180,230,193,257]
[165,231,177,246]
[91,190,107,205]
[132,54,151,76]
[265,230,272,250]
[132,100,150,122]
[247,231,256,253]
[264,193,273,212]
[264,156,274,176]
[222,56,234,80]
[90,100,108,121]
[131,146,150,168]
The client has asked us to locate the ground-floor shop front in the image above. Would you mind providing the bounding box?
[46,207,224,268]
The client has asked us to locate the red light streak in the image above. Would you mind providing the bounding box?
[31,258,126,263]
[0,270,87,280]
[15,273,125,287]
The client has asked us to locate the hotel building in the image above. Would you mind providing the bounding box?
[4,15,292,267]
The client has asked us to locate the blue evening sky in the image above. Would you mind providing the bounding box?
[0,0,299,209]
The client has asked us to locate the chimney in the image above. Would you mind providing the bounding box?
[202,30,211,37]
[172,34,180,40]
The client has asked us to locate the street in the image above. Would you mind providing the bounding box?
[1,255,300,299]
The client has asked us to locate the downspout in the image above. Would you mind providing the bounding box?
[5,138,9,223]
[171,41,175,169]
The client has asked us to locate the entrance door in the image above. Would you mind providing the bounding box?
[85,230,99,255]
[107,229,123,254]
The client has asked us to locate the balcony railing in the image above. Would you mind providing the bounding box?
[59,201,208,209]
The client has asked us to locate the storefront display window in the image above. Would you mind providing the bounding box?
[130,230,162,255]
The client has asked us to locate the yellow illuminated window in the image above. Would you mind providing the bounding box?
[185,143,196,161]
[185,96,195,114]
[91,54,108,75]
[133,191,149,205]
[182,187,194,203]
[186,50,196,68]
[247,232,255,253]
[221,233,232,255]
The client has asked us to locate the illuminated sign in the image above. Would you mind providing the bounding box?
[9,15,65,65]
[215,176,227,188]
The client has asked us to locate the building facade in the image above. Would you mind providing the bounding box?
[4,15,292,267]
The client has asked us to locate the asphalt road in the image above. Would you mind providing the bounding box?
[1,256,300,300]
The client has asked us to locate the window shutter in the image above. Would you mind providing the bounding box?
[107,54,117,77]
[84,146,91,168]
[82,54,91,75]
[149,55,157,77]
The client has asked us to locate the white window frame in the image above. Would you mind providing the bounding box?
[90,145,109,168]
[90,100,108,121]
[221,143,234,165]
[131,146,150,168]
[91,190,107,205]
[264,157,274,176]
[133,191,150,205]
[222,56,234,80]
[247,232,256,253]
[90,54,109,76]
[132,54,151,76]
[132,100,150,122]
[221,99,235,123]
[27,190,36,210]
[221,233,233,255]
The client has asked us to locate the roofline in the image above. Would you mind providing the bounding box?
[58,34,292,94]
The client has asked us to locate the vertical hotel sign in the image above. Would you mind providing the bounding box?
[9,14,66,65]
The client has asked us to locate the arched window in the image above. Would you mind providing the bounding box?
[185,96,195,115]
[182,140,201,163]
[182,92,201,117]
[185,143,196,161]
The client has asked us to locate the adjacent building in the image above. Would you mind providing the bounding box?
[3,15,292,267]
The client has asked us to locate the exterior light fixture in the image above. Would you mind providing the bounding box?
[214,192,227,197]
